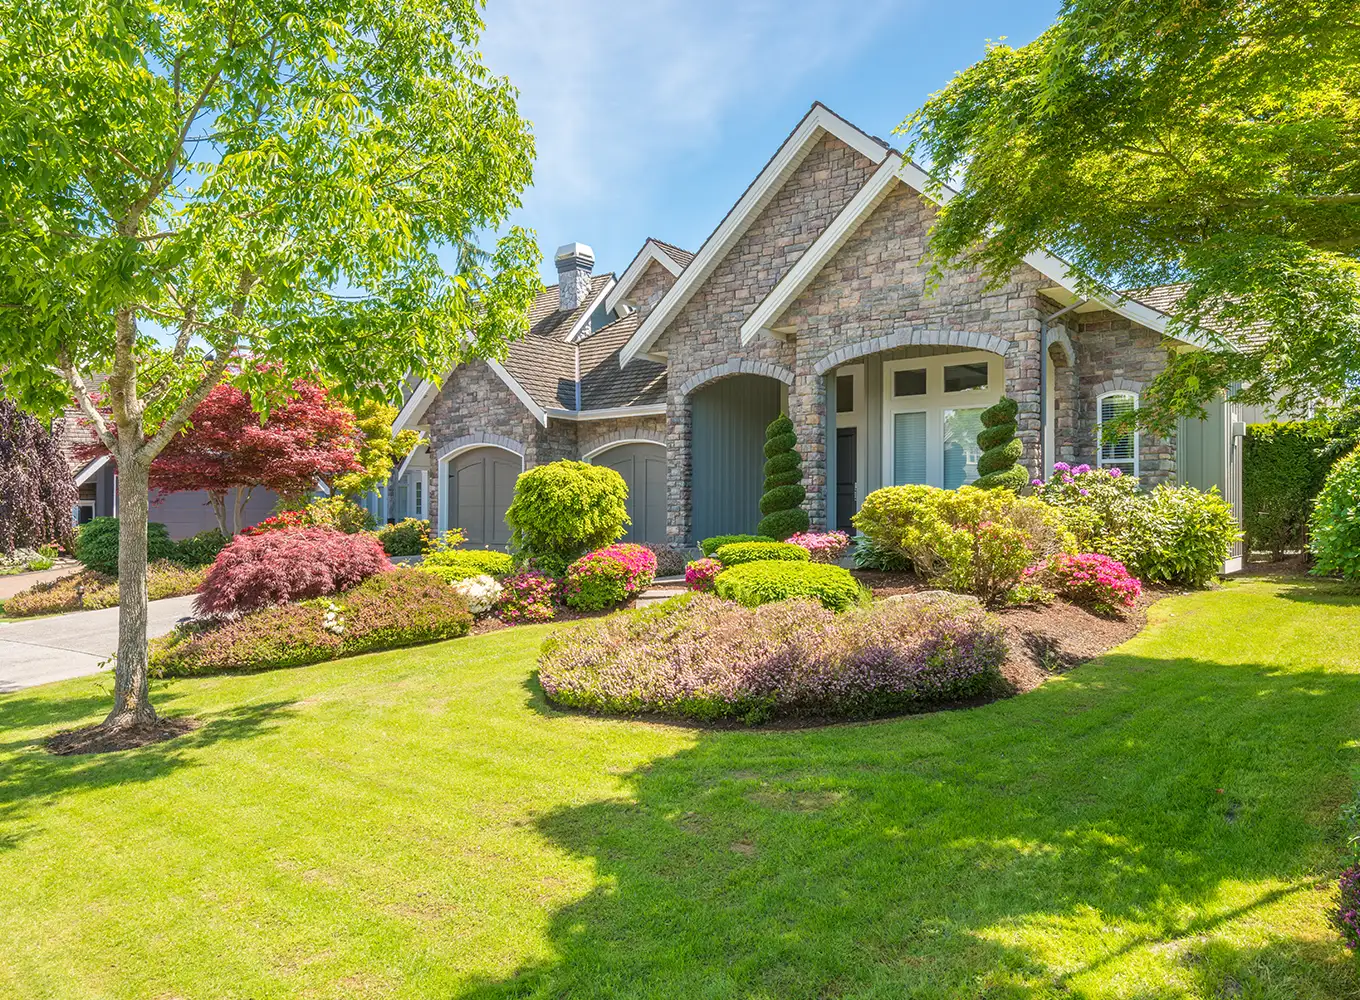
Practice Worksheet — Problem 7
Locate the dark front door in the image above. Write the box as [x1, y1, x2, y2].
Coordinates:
[450, 447, 518, 548]
[836, 427, 858, 534]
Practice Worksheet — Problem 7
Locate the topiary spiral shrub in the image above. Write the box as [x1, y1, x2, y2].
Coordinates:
[757, 414, 809, 540]
[195, 527, 390, 616]
[538, 594, 1007, 723]
[563, 543, 657, 611]
[151, 568, 471, 677]
[713, 560, 868, 612]
[1310, 447, 1360, 580]
[973, 396, 1027, 491]
[711, 540, 809, 567]
[699, 534, 773, 557]
[505, 460, 628, 565]
[75, 516, 177, 575]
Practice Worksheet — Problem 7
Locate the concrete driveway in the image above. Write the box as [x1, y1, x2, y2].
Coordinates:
[0, 596, 198, 692]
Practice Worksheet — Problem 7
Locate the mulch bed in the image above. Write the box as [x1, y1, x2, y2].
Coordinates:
[46, 716, 200, 756]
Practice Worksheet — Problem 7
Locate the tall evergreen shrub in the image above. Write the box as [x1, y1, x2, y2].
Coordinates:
[1242, 420, 1332, 558]
[973, 397, 1028, 491]
[757, 414, 809, 540]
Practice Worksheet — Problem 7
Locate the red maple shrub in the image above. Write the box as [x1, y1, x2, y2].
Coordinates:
[195, 527, 389, 616]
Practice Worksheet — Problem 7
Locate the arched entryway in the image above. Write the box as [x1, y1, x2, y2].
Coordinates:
[588, 441, 667, 544]
[688, 373, 784, 541]
[441, 445, 522, 547]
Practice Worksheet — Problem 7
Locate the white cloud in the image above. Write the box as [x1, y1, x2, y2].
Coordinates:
[479, 0, 899, 262]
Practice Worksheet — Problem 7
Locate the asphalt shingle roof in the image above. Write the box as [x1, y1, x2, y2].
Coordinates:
[651, 239, 695, 271]
[500, 273, 614, 410]
[577, 313, 667, 409]
[1125, 283, 1272, 349]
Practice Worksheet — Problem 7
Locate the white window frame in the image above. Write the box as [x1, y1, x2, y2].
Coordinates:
[881, 351, 1003, 489]
[1096, 390, 1139, 478]
[832, 364, 868, 512]
[413, 469, 427, 520]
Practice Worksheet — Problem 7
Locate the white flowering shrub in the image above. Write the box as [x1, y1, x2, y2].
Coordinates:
[451, 573, 503, 615]
[321, 602, 346, 635]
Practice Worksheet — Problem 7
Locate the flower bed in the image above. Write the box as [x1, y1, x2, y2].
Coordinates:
[538, 593, 1007, 724]
[1, 561, 206, 618]
[150, 568, 471, 676]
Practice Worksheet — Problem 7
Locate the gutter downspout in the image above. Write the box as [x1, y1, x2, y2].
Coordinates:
[1039, 298, 1085, 476]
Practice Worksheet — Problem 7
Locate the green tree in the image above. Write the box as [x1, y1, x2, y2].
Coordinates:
[757, 414, 809, 540]
[900, 0, 1360, 431]
[0, 1, 540, 737]
[329, 399, 420, 502]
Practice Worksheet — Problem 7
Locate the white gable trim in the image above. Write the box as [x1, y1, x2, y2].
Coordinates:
[391, 379, 440, 436]
[484, 357, 549, 426]
[565, 277, 616, 343]
[74, 453, 110, 485]
[740, 154, 1225, 353]
[620, 103, 891, 367]
[604, 241, 684, 314]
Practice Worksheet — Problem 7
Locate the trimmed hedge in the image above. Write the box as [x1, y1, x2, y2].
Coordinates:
[504, 461, 628, 563]
[713, 560, 868, 612]
[75, 517, 177, 575]
[422, 548, 514, 577]
[150, 568, 472, 677]
[711, 541, 809, 567]
[699, 534, 773, 557]
[538, 593, 1007, 723]
[1243, 421, 1333, 558]
[1311, 447, 1360, 580]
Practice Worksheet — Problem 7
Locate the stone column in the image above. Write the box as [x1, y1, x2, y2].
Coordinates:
[665, 387, 693, 544]
[788, 365, 827, 530]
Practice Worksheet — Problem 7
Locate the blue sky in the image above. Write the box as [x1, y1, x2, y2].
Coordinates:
[478, 0, 1060, 284]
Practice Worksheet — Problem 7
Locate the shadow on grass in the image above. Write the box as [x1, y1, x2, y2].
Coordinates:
[1276, 577, 1360, 607]
[0, 698, 298, 853]
[464, 649, 1360, 999]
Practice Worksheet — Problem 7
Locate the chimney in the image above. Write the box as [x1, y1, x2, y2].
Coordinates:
[555, 242, 594, 312]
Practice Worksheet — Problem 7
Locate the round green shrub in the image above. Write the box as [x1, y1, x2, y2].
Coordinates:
[173, 529, 229, 568]
[75, 516, 177, 576]
[699, 534, 773, 557]
[376, 518, 431, 557]
[712, 541, 810, 567]
[973, 397, 1027, 490]
[423, 548, 514, 577]
[1127, 484, 1238, 587]
[505, 460, 628, 562]
[1310, 448, 1360, 580]
[757, 414, 808, 539]
[714, 560, 868, 613]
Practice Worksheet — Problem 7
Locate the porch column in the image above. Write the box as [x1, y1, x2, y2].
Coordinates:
[864, 355, 883, 498]
[665, 387, 692, 544]
[823, 371, 836, 535]
[788, 369, 827, 531]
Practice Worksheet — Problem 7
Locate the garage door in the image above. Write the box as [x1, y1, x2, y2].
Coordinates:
[595, 442, 667, 544]
[448, 447, 520, 547]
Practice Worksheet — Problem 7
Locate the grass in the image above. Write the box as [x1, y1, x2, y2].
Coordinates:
[1, 578, 1359, 999]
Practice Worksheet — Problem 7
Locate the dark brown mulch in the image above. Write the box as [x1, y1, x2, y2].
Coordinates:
[850, 569, 931, 598]
[45, 716, 200, 756]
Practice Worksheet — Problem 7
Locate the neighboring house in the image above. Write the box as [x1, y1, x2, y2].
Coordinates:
[52, 401, 277, 539]
[399, 102, 1256, 569]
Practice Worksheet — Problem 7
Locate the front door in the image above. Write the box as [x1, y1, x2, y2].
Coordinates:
[836, 427, 858, 534]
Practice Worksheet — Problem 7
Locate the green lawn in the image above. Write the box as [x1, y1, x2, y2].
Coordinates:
[1, 579, 1359, 999]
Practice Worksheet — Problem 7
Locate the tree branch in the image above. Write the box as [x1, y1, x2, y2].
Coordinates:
[56, 351, 117, 454]
[136, 341, 236, 463]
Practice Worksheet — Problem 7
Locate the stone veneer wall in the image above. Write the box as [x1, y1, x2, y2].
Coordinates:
[576, 415, 668, 458]
[622, 259, 678, 322]
[1070, 309, 1177, 485]
[654, 133, 878, 542]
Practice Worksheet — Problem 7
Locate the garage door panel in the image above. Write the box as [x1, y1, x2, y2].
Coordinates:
[450, 447, 520, 548]
[593, 443, 667, 545]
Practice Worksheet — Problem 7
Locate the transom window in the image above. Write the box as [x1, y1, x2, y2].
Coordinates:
[882, 352, 1003, 490]
[1097, 391, 1139, 477]
[836, 374, 855, 413]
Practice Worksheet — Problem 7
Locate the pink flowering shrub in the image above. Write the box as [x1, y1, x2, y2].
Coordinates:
[195, 527, 389, 616]
[1042, 552, 1142, 615]
[497, 570, 557, 623]
[787, 530, 851, 563]
[563, 543, 657, 611]
[1339, 865, 1360, 950]
[685, 557, 722, 592]
[538, 593, 1007, 724]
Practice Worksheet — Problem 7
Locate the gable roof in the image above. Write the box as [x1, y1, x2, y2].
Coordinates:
[501, 272, 615, 412]
[619, 103, 894, 366]
[603, 238, 691, 314]
[575, 313, 667, 410]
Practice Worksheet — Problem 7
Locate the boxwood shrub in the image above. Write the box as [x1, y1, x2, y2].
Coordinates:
[150, 568, 472, 677]
[699, 534, 773, 557]
[538, 593, 1007, 723]
[377, 518, 431, 557]
[711, 541, 808, 567]
[713, 560, 867, 612]
[75, 517, 177, 575]
[422, 547, 514, 577]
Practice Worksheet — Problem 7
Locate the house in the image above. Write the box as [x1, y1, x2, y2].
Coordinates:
[395, 103, 1252, 569]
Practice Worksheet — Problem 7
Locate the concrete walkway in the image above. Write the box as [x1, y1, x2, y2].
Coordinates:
[0, 596, 198, 692]
[0, 560, 80, 601]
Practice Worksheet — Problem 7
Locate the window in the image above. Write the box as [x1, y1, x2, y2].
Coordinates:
[894, 368, 927, 397]
[944, 362, 989, 393]
[1098, 391, 1138, 477]
[414, 471, 425, 518]
[892, 411, 928, 485]
[836, 374, 854, 413]
[943, 408, 986, 489]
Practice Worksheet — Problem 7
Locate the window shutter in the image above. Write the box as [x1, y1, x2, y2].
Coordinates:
[1100, 394, 1136, 463]
[893, 411, 927, 485]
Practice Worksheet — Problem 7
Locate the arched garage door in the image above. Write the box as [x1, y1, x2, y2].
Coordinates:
[447, 447, 520, 548]
[593, 442, 667, 544]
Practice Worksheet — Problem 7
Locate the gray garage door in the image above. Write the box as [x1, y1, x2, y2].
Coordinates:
[595, 442, 667, 544]
[448, 447, 520, 548]
[690, 374, 782, 542]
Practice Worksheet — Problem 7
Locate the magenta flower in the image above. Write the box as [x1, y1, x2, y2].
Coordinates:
[1053, 462, 1071, 473]
[1079, 489, 1090, 496]
[1073, 463, 1092, 475]
[1108, 466, 1123, 478]
[1031, 479, 1044, 488]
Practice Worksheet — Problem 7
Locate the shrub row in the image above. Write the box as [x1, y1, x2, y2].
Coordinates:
[538, 593, 1007, 724]
[74, 518, 227, 576]
[2, 561, 206, 618]
[150, 569, 472, 677]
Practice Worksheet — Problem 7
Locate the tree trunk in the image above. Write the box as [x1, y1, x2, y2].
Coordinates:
[210, 491, 228, 536]
[102, 456, 156, 730]
[231, 486, 253, 536]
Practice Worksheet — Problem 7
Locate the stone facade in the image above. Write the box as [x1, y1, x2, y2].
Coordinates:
[576, 415, 668, 459]
[620, 259, 678, 321]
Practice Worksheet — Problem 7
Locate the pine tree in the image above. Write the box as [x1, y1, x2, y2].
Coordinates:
[973, 397, 1029, 491]
[757, 414, 810, 539]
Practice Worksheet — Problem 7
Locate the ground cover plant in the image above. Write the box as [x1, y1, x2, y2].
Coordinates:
[563, 544, 656, 612]
[195, 528, 389, 617]
[1, 579, 1358, 997]
[713, 560, 867, 613]
[540, 593, 1005, 723]
[150, 569, 471, 677]
[1, 561, 206, 618]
